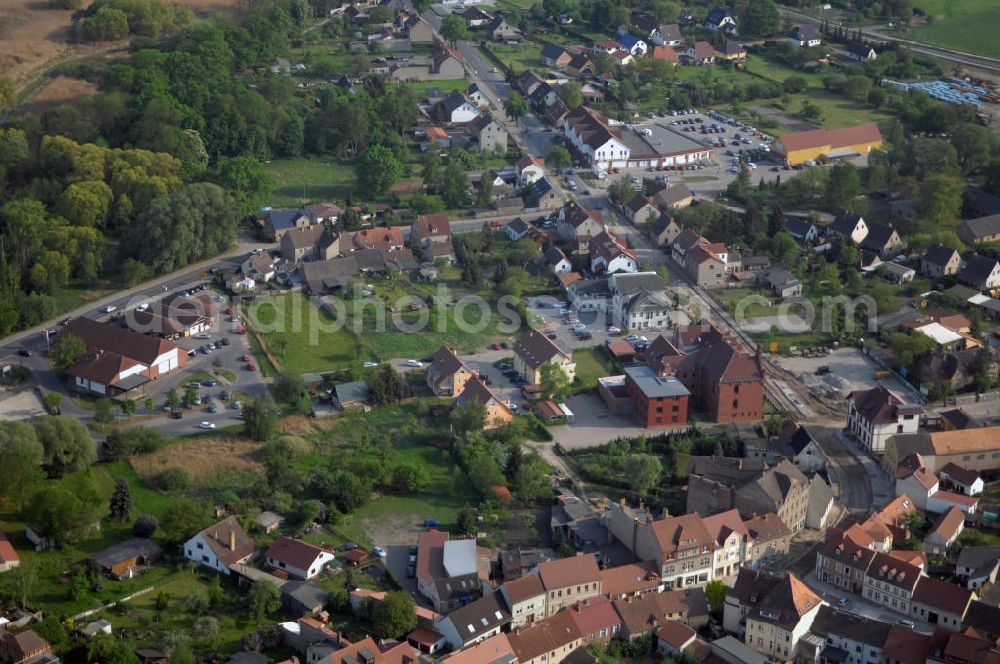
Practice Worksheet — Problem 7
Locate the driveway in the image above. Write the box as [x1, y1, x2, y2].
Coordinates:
[548, 393, 684, 450]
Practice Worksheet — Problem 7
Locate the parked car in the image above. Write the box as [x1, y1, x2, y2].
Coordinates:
[363, 361, 379, 368]
[339, 542, 358, 552]
[103, 305, 117, 313]
[404, 359, 423, 367]
[17, 349, 31, 357]
[208, 404, 218, 413]
[198, 421, 216, 430]
[202, 379, 216, 387]
[195, 333, 211, 339]
[607, 326, 622, 334]
[170, 411, 183, 419]
[373, 546, 387, 557]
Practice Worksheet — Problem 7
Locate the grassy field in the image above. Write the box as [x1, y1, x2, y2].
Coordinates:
[573, 346, 615, 390]
[911, 0, 1000, 58]
[263, 158, 357, 207]
[484, 41, 545, 74]
[245, 294, 370, 373]
[246, 291, 513, 373]
[0, 462, 180, 619]
[401, 79, 471, 98]
[713, 287, 774, 319]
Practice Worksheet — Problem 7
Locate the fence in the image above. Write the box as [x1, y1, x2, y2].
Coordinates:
[72, 585, 158, 621]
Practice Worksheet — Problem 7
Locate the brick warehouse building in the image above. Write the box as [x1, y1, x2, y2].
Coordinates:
[645, 328, 764, 423]
[624, 365, 690, 427]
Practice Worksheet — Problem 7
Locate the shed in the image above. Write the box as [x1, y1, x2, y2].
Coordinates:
[334, 381, 371, 410]
[79, 619, 112, 639]
[344, 548, 368, 566]
[256, 511, 285, 534]
[93, 538, 162, 579]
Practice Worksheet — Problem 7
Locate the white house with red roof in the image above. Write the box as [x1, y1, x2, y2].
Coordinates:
[895, 453, 980, 515]
[0, 532, 19, 573]
[265, 536, 335, 580]
[562, 107, 629, 171]
[589, 231, 637, 274]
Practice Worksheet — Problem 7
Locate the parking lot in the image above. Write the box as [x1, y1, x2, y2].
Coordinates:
[778, 348, 921, 406]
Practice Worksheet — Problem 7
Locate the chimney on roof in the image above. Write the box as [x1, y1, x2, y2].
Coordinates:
[229, 530, 236, 551]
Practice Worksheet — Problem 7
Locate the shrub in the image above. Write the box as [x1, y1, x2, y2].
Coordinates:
[133, 514, 159, 538]
[155, 466, 194, 492]
[82, 6, 129, 41]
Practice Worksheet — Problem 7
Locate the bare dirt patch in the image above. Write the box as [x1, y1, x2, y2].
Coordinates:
[0, 0, 242, 90]
[25, 74, 98, 108]
[130, 435, 262, 485]
[0, 388, 45, 420]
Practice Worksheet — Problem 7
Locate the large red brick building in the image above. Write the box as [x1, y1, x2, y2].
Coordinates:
[645, 327, 764, 423]
[623, 365, 690, 427]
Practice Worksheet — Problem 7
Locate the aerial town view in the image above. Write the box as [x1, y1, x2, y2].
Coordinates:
[3, 0, 1000, 660]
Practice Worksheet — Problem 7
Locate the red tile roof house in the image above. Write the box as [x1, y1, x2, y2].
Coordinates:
[599, 561, 663, 599]
[352, 226, 405, 252]
[911, 575, 975, 630]
[183, 516, 256, 576]
[507, 611, 584, 664]
[535, 554, 602, 616]
[426, 346, 478, 397]
[265, 536, 335, 580]
[411, 213, 453, 249]
[922, 507, 966, 557]
[62, 317, 187, 396]
[0, 629, 52, 664]
[0, 532, 20, 572]
[862, 551, 923, 615]
[500, 572, 548, 628]
[565, 596, 623, 645]
[655, 620, 700, 658]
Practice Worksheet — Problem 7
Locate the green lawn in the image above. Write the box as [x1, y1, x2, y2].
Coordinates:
[0, 462, 181, 619]
[713, 288, 774, 319]
[573, 346, 615, 390]
[401, 79, 470, 98]
[911, 0, 1000, 58]
[245, 293, 369, 373]
[483, 42, 545, 74]
[263, 158, 357, 208]
[247, 288, 514, 373]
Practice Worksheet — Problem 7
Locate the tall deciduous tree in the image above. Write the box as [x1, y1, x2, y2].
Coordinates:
[539, 363, 570, 401]
[440, 14, 470, 43]
[0, 422, 45, 507]
[357, 145, 403, 196]
[35, 415, 96, 476]
[127, 183, 237, 273]
[504, 92, 528, 125]
[369, 591, 417, 638]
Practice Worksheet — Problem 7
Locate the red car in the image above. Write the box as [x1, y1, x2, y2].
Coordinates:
[246, 363, 257, 372]
[225, 307, 233, 315]
[490, 219, 502, 227]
